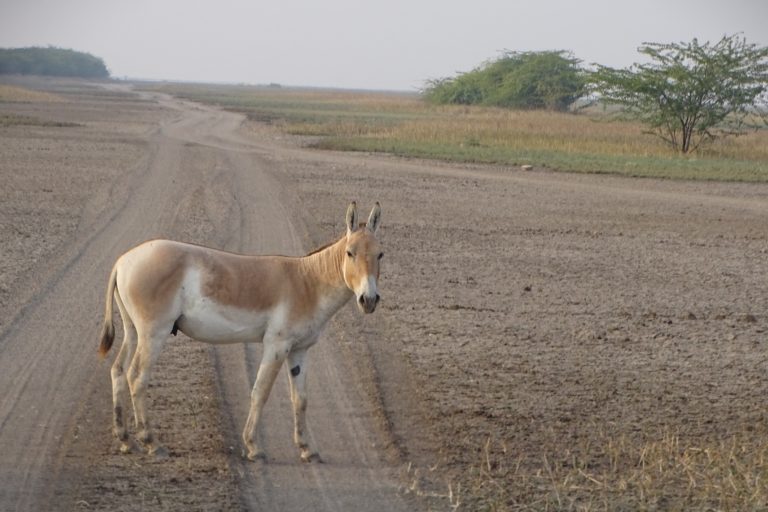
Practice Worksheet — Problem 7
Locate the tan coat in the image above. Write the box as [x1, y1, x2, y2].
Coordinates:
[98, 202, 382, 461]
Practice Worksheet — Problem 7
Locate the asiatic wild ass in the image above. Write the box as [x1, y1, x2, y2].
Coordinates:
[98, 202, 383, 462]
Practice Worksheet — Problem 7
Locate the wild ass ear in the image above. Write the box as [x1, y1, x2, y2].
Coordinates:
[346, 201, 358, 235]
[366, 202, 381, 233]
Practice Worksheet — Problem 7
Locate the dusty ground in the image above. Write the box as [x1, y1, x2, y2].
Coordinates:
[266, 140, 768, 508]
[1, 77, 768, 511]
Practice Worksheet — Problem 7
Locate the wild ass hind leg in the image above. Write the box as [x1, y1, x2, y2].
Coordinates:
[242, 342, 287, 461]
[127, 327, 169, 458]
[110, 297, 138, 454]
[287, 348, 320, 463]
[111, 328, 136, 453]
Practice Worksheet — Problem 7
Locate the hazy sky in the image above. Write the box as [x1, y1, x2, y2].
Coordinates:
[1, 0, 766, 91]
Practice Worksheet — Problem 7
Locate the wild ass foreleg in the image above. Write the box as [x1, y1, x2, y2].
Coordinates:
[127, 330, 168, 457]
[287, 347, 320, 462]
[243, 343, 286, 461]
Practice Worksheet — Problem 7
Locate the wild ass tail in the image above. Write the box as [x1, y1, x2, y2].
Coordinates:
[98, 265, 118, 358]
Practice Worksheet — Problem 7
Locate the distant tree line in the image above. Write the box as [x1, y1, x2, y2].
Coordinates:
[0, 47, 109, 78]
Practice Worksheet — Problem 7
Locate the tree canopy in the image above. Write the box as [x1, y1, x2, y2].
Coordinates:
[423, 51, 587, 112]
[0, 47, 109, 78]
[589, 34, 768, 153]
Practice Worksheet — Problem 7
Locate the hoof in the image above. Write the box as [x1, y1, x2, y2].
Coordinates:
[301, 451, 323, 463]
[118, 439, 139, 454]
[245, 449, 267, 462]
[149, 446, 170, 459]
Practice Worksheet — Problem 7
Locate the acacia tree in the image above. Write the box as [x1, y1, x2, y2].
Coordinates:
[590, 34, 768, 153]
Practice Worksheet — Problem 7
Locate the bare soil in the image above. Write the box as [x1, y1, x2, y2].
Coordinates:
[267, 137, 768, 509]
[1, 77, 768, 511]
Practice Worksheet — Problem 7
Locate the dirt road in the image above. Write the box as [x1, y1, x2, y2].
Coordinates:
[0, 81, 415, 511]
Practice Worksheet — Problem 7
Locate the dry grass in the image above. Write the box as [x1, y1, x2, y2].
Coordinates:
[370, 107, 768, 161]
[0, 113, 80, 128]
[151, 82, 768, 181]
[466, 430, 768, 511]
[0, 84, 65, 103]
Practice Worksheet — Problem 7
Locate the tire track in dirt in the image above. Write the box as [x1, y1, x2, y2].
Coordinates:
[0, 101, 200, 509]
[164, 105, 414, 511]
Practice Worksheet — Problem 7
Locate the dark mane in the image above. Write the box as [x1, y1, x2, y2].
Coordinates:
[304, 222, 367, 257]
[305, 241, 334, 257]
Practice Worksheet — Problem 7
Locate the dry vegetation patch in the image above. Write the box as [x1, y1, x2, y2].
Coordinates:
[153, 83, 768, 181]
[0, 83, 65, 102]
[470, 428, 768, 511]
[0, 112, 80, 127]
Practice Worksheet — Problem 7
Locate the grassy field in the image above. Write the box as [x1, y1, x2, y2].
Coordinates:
[149, 83, 768, 182]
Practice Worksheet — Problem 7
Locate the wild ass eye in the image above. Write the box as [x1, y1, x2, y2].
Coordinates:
[377, 252, 384, 260]
[346, 250, 354, 258]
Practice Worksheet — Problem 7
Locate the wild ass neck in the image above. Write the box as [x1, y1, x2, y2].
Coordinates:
[298, 236, 352, 311]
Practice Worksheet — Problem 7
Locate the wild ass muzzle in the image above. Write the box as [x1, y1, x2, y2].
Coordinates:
[98, 202, 383, 461]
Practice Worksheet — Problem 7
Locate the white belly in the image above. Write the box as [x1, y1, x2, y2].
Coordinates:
[174, 267, 275, 344]
[178, 296, 270, 344]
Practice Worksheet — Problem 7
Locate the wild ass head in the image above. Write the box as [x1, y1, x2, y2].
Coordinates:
[342, 202, 383, 314]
